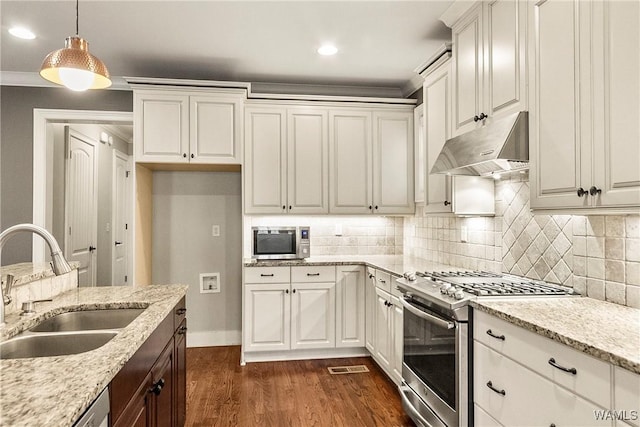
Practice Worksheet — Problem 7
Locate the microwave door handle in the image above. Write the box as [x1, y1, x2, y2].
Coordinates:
[399, 297, 456, 330]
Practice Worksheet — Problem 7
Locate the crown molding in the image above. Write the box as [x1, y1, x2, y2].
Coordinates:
[439, 0, 477, 28]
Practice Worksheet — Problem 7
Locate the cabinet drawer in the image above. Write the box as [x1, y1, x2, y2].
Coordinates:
[291, 266, 336, 283]
[474, 310, 611, 408]
[390, 274, 403, 298]
[375, 271, 392, 293]
[474, 341, 610, 427]
[244, 267, 290, 283]
[474, 403, 503, 427]
[614, 367, 640, 427]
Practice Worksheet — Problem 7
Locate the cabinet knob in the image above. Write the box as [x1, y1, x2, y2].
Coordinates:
[183, 153, 187, 158]
[151, 378, 165, 396]
[589, 186, 602, 196]
[285, 289, 289, 294]
[176, 307, 187, 315]
[292, 289, 296, 293]
[178, 325, 188, 335]
[191, 153, 194, 159]
[289, 205, 292, 210]
[369, 205, 373, 210]
[374, 205, 379, 210]
[576, 187, 588, 197]
[444, 201, 451, 206]
[473, 112, 487, 122]
[282, 205, 286, 210]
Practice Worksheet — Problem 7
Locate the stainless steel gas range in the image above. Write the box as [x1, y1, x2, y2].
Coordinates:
[396, 270, 578, 427]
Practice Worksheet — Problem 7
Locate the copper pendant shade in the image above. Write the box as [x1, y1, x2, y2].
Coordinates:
[39, 1, 111, 91]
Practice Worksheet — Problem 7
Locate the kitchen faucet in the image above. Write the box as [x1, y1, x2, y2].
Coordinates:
[0, 224, 72, 326]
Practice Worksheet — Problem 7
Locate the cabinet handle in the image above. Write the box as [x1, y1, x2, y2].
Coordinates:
[306, 273, 320, 276]
[178, 325, 188, 335]
[486, 329, 505, 341]
[379, 279, 386, 284]
[548, 358, 577, 375]
[589, 186, 602, 196]
[183, 153, 187, 158]
[576, 187, 588, 197]
[151, 378, 165, 396]
[444, 201, 451, 206]
[486, 381, 506, 396]
[260, 274, 274, 277]
[176, 307, 187, 315]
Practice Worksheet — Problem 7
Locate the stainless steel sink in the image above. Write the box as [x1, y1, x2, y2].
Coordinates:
[30, 308, 145, 332]
[0, 331, 117, 359]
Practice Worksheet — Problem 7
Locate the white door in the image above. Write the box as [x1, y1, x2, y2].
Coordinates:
[374, 287, 393, 371]
[372, 111, 415, 214]
[287, 108, 329, 214]
[244, 283, 291, 352]
[335, 266, 365, 348]
[112, 151, 130, 286]
[64, 128, 98, 286]
[329, 110, 373, 214]
[365, 268, 377, 353]
[244, 106, 287, 214]
[189, 94, 242, 164]
[290, 282, 336, 349]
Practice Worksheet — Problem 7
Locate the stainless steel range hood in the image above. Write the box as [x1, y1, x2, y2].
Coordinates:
[430, 111, 529, 176]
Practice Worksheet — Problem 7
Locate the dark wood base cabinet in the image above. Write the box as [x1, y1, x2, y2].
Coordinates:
[111, 297, 187, 427]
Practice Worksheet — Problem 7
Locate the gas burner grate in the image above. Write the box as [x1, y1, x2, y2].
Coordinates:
[426, 270, 503, 278]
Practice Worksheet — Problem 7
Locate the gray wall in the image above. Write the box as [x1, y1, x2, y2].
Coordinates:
[151, 171, 242, 346]
[0, 85, 132, 265]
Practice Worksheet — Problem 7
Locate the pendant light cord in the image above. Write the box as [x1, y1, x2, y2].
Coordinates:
[75, 0, 79, 36]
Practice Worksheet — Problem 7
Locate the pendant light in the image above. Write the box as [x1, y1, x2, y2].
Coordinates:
[40, 0, 111, 91]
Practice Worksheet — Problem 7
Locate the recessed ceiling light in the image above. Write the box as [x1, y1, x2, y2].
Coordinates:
[317, 44, 338, 56]
[9, 26, 36, 40]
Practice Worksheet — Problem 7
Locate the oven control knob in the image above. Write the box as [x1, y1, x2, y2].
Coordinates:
[439, 284, 451, 294]
[454, 290, 465, 300]
[446, 287, 457, 296]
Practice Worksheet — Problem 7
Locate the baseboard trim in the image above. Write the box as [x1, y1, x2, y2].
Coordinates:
[242, 347, 370, 363]
[187, 330, 241, 348]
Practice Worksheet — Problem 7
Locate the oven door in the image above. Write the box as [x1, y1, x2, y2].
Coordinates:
[400, 295, 467, 427]
[252, 227, 298, 259]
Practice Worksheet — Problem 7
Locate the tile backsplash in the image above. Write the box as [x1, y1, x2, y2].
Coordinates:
[243, 216, 403, 258]
[404, 173, 640, 308]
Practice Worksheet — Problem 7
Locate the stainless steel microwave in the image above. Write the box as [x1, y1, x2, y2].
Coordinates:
[251, 226, 310, 260]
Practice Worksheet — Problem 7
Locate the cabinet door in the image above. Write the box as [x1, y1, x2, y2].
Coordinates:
[423, 61, 454, 214]
[113, 372, 153, 427]
[135, 92, 189, 163]
[414, 105, 426, 204]
[372, 111, 415, 214]
[244, 107, 287, 214]
[244, 283, 290, 351]
[391, 296, 403, 384]
[452, 3, 484, 136]
[290, 282, 336, 349]
[189, 95, 242, 164]
[336, 266, 365, 348]
[329, 110, 373, 214]
[592, 0, 640, 208]
[484, 0, 527, 121]
[174, 320, 187, 427]
[287, 108, 329, 214]
[374, 287, 393, 372]
[365, 268, 377, 353]
[151, 339, 174, 427]
[529, 0, 589, 210]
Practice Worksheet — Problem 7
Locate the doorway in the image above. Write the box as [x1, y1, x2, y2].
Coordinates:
[33, 109, 134, 286]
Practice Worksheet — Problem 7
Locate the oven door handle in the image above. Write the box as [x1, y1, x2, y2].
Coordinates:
[398, 385, 433, 427]
[400, 297, 456, 330]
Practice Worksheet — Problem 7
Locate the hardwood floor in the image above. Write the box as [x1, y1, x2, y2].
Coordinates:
[185, 346, 415, 427]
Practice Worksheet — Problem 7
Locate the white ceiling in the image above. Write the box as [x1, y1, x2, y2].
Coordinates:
[0, 1, 453, 96]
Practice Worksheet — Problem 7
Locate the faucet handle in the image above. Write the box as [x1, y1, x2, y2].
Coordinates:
[2, 274, 14, 306]
[20, 299, 53, 316]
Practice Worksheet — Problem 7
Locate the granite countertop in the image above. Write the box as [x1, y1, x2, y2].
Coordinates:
[472, 298, 640, 374]
[0, 284, 188, 426]
[244, 255, 459, 277]
[1, 262, 79, 287]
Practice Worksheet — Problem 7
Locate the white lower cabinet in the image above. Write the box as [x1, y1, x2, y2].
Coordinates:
[374, 287, 393, 371]
[336, 266, 365, 348]
[244, 283, 291, 352]
[291, 282, 335, 349]
[364, 267, 377, 354]
[473, 309, 638, 427]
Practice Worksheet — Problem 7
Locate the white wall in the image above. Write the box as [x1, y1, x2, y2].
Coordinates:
[151, 171, 242, 347]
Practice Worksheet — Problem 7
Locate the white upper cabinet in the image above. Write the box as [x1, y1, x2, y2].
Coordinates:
[447, 0, 527, 137]
[244, 105, 329, 214]
[329, 109, 374, 214]
[529, 0, 640, 211]
[373, 111, 415, 214]
[244, 106, 288, 214]
[414, 104, 426, 204]
[330, 108, 414, 215]
[134, 88, 244, 164]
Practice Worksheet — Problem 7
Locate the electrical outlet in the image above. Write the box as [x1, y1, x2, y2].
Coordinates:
[212, 225, 220, 237]
[461, 225, 468, 243]
[335, 223, 343, 236]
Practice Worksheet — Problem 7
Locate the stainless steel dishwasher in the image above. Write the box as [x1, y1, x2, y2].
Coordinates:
[73, 387, 109, 427]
